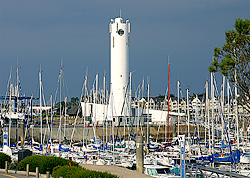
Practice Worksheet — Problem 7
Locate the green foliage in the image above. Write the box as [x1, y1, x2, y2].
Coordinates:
[0, 152, 11, 169]
[52, 166, 83, 178]
[191, 93, 204, 98]
[52, 165, 119, 178]
[209, 18, 250, 112]
[8, 162, 17, 170]
[17, 155, 78, 174]
[70, 97, 79, 106]
[156, 94, 165, 98]
[170, 94, 175, 97]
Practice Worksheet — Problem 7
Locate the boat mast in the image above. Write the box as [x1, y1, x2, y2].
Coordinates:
[39, 65, 43, 148]
[227, 80, 230, 138]
[83, 74, 87, 148]
[147, 80, 150, 152]
[235, 68, 239, 149]
[64, 96, 67, 138]
[137, 86, 140, 135]
[59, 64, 62, 147]
[187, 88, 190, 139]
[211, 72, 215, 168]
[9, 84, 12, 147]
[103, 74, 107, 146]
[129, 71, 132, 140]
[16, 65, 19, 113]
[177, 80, 180, 136]
[50, 94, 53, 145]
[93, 74, 98, 141]
[166, 61, 170, 143]
[221, 76, 225, 143]
[205, 81, 208, 147]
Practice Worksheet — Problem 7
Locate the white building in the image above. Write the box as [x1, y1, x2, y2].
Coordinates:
[109, 16, 130, 117]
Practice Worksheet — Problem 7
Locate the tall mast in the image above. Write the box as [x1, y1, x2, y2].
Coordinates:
[196, 94, 199, 139]
[129, 72, 132, 139]
[187, 88, 190, 139]
[227, 80, 230, 136]
[59, 64, 62, 146]
[177, 80, 180, 136]
[211, 72, 214, 168]
[39, 65, 43, 148]
[235, 68, 239, 149]
[103, 74, 107, 145]
[83, 74, 87, 147]
[93, 74, 98, 140]
[50, 94, 53, 145]
[205, 81, 208, 147]
[64, 96, 67, 138]
[137, 87, 140, 134]
[16, 65, 19, 112]
[9, 84, 12, 146]
[147, 80, 150, 151]
[166, 61, 171, 143]
[221, 76, 225, 142]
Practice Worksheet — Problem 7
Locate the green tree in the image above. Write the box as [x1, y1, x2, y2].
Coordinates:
[70, 97, 79, 106]
[55, 101, 66, 112]
[209, 18, 250, 112]
[156, 94, 165, 98]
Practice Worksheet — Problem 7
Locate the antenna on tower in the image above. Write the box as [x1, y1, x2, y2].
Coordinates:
[120, 9, 122, 18]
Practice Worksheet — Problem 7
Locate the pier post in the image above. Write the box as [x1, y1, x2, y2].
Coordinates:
[26, 164, 29, 177]
[36, 167, 39, 178]
[179, 135, 186, 178]
[136, 136, 144, 173]
[5, 161, 8, 173]
[21, 120, 25, 148]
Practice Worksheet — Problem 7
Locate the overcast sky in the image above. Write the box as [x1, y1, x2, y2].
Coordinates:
[0, 0, 249, 102]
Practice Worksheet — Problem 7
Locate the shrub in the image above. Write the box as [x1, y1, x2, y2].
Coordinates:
[52, 165, 119, 178]
[52, 166, 84, 178]
[8, 162, 17, 170]
[17, 155, 78, 174]
[0, 152, 11, 169]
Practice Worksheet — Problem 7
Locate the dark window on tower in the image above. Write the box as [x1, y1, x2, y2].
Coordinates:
[118, 29, 124, 36]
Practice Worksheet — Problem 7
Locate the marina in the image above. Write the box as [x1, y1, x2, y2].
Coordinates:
[1, 8, 250, 178]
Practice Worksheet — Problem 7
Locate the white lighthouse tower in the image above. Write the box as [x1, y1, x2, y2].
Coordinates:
[109, 16, 130, 117]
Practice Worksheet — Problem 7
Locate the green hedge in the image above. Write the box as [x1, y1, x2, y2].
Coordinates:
[52, 166, 84, 178]
[52, 165, 119, 178]
[17, 155, 78, 174]
[0, 152, 11, 169]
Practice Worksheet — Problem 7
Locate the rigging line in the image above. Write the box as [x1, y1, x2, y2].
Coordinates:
[189, 102, 205, 164]
[212, 74, 236, 168]
[3, 67, 12, 107]
[213, 75, 231, 143]
[70, 75, 88, 147]
[189, 87, 206, 163]
[46, 69, 62, 151]
[62, 71, 70, 101]
[179, 83, 188, 135]
[46, 109, 54, 155]
[114, 76, 132, 141]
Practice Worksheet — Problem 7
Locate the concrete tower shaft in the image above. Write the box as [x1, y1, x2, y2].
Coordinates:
[109, 17, 130, 116]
